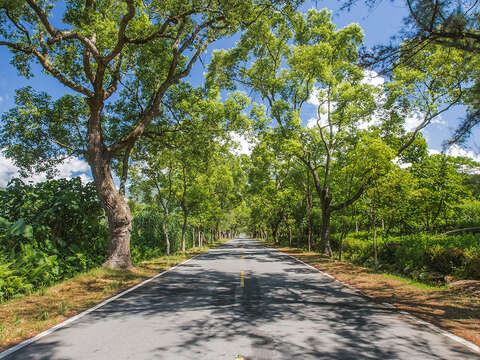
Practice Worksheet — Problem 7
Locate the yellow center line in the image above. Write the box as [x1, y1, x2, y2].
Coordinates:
[240, 270, 244, 287]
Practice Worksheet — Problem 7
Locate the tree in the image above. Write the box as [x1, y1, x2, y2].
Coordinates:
[129, 84, 250, 252]
[0, 0, 293, 268]
[386, 44, 475, 153]
[410, 154, 466, 231]
[208, 9, 396, 255]
[349, 0, 480, 143]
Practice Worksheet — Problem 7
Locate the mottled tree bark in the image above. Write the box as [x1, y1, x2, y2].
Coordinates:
[88, 104, 133, 269]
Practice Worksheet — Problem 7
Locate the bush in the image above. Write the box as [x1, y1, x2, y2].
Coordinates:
[426, 245, 464, 275]
[0, 178, 108, 301]
[338, 232, 480, 281]
[0, 178, 207, 302]
[130, 205, 198, 262]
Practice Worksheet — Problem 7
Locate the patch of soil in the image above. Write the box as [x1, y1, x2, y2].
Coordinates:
[449, 280, 480, 297]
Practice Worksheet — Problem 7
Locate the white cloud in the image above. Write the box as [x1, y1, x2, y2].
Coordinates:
[446, 144, 480, 162]
[230, 132, 255, 156]
[78, 173, 92, 184]
[392, 157, 412, 169]
[307, 87, 322, 106]
[431, 115, 446, 126]
[56, 157, 89, 177]
[306, 117, 317, 128]
[0, 152, 21, 187]
[0, 96, 3, 103]
[306, 115, 330, 129]
[428, 148, 440, 155]
[404, 112, 424, 132]
[0, 152, 92, 187]
[361, 70, 385, 87]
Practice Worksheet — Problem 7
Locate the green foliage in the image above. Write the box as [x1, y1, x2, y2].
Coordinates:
[0, 177, 206, 302]
[130, 205, 199, 262]
[0, 178, 108, 301]
[0, 178, 108, 264]
[335, 231, 480, 281]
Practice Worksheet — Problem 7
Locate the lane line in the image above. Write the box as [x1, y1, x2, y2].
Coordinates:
[240, 270, 244, 287]
[0, 244, 230, 360]
[382, 302, 396, 309]
[261, 239, 480, 355]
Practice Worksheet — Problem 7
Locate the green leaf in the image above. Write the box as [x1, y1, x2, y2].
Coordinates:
[8, 219, 33, 240]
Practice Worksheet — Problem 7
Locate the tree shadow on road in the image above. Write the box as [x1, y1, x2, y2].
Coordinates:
[6, 240, 479, 360]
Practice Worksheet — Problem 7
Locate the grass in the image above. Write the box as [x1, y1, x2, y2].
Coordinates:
[268, 242, 480, 348]
[0, 241, 226, 352]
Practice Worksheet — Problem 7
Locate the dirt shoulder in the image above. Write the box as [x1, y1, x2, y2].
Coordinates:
[0, 241, 226, 352]
[272, 244, 480, 347]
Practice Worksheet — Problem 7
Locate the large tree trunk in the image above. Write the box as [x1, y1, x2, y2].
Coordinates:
[88, 105, 133, 270]
[306, 191, 313, 252]
[100, 179, 133, 269]
[372, 202, 378, 271]
[272, 221, 280, 244]
[297, 225, 302, 247]
[89, 148, 133, 269]
[180, 166, 188, 252]
[338, 231, 345, 261]
[311, 162, 333, 256]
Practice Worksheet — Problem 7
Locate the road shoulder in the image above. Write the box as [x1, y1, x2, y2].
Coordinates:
[0, 241, 227, 354]
[265, 242, 480, 350]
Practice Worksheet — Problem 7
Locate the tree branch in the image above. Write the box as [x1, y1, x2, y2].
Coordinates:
[104, 0, 135, 63]
[25, 0, 101, 59]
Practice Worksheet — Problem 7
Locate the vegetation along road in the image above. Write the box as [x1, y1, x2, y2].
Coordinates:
[1, 238, 478, 360]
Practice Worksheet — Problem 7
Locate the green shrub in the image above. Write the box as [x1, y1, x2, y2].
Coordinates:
[0, 178, 206, 302]
[426, 245, 464, 275]
[338, 232, 480, 281]
[0, 178, 108, 301]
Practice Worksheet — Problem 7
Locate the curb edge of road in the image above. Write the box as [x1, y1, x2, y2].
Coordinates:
[0, 246, 217, 360]
[268, 243, 480, 355]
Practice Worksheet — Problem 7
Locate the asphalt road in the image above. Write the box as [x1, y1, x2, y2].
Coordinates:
[4, 238, 479, 359]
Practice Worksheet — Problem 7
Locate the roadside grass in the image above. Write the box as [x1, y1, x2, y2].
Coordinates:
[0, 241, 226, 352]
[268, 243, 480, 347]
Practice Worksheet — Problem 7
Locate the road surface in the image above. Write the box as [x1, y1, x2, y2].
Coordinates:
[3, 238, 479, 359]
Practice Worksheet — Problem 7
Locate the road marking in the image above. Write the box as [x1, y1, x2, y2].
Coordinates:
[382, 302, 395, 309]
[398, 310, 480, 353]
[0, 247, 215, 360]
[264, 240, 480, 355]
[240, 270, 244, 287]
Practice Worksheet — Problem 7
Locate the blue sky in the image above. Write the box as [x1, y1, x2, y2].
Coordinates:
[0, 0, 478, 186]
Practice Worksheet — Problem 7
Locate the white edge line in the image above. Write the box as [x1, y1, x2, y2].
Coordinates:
[264, 241, 480, 355]
[382, 302, 396, 309]
[0, 249, 211, 360]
